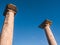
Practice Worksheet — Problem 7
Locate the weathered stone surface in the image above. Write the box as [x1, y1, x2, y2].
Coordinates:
[1, 4, 17, 45]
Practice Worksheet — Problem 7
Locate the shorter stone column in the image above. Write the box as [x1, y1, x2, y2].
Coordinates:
[39, 19, 57, 45]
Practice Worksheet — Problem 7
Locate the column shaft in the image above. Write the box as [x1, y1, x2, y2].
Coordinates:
[44, 24, 57, 45]
[1, 10, 14, 45]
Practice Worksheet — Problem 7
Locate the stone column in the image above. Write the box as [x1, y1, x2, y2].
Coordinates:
[39, 19, 57, 45]
[1, 4, 17, 45]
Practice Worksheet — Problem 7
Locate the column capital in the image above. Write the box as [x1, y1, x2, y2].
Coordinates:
[39, 19, 52, 29]
[3, 4, 17, 16]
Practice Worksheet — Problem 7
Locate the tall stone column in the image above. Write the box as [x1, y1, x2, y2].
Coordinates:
[39, 19, 57, 45]
[1, 4, 17, 45]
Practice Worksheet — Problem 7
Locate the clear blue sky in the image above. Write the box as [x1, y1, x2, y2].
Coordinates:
[0, 0, 60, 45]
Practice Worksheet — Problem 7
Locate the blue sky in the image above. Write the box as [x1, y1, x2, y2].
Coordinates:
[0, 0, 60, 45]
